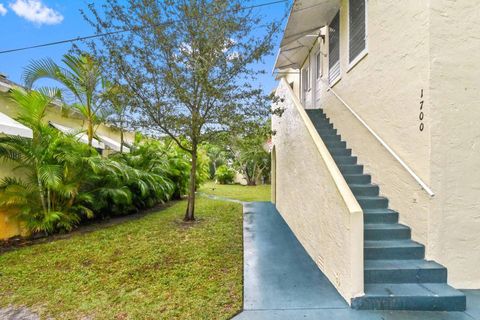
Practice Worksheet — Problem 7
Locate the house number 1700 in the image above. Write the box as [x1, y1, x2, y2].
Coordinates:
[419, 89, 424, 132]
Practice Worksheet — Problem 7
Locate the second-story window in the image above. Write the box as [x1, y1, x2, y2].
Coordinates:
[328, 11, 340, 84]
[349, 0, 367, 65]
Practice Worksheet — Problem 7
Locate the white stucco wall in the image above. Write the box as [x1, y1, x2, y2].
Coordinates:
[428, 0, 480, 288]
[272, 78, 363, 303]
[311, 0, 432, 246]
[276, 0, 480, 288]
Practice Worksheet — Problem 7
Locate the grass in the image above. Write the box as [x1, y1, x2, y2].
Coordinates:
[199, 181, 271, 202]
[0, 198, 243, 320]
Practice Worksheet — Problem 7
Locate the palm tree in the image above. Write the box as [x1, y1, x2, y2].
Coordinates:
[23, 54, 105, 147]
[0, 89, 174, 233]
[0, 89, 88, 233]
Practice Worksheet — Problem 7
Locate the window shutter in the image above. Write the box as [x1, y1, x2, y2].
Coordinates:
[329, 11, 340, 84]
[349, 0, 366, 63]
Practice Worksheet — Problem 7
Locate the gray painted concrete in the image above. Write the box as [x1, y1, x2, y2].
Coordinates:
[234, 202, 480, 320]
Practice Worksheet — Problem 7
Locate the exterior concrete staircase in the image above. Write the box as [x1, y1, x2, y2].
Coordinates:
[306, 109, 466, 311]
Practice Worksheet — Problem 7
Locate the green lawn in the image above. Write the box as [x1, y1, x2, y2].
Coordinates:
[199, 181, 271, 202]
[0, 198, 243, 320]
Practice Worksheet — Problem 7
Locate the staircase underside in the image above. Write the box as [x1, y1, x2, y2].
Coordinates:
[306, 109, 466, 311]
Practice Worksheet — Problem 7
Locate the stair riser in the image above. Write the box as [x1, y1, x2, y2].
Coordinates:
[351, 296, 466, 311]
[339, 165, 363, 175]
[364, 268, 447, 284]
[333, 156, 357, 165]
[345, 175, 371, 184]
[329, 148, 351, 156]
[364, 213, 399, 224]
[358, 198, 389, 209]
[351, 185, 379, 196]
[365, 247, 425, 260]
[364, 228, 411, 241]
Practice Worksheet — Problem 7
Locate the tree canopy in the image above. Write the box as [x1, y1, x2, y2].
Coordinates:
[82, 0, 285, 220]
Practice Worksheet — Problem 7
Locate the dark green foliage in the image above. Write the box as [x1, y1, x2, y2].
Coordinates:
[215, 165, 236, 185]
[0, 90, 175, 234]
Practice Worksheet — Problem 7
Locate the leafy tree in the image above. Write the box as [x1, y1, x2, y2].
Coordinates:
[204, 143, 229, 178]
[214, 165, 235, 185]
[82, 0, 283, 221]
[23, 54, 106, 147]
[231, 123, 271, 186]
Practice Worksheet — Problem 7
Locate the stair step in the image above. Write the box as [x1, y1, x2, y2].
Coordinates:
[350, 184, 379, 196]
[305, 109, 327, 119]
[364, 240, 425, 260]
[363, 209, 399, 224]
[325, 140, 346, 149]
[364, 260, 447, 284]
[357, 196, 389, 209]
[318, 128, 337, 136]
[322, 134, 342, 142]
[314, 121, 334, 130]
[345, 174, 371, 185]
[333, 155, 357, 165]
[352, 283, 466, 311]
[329, 148, 351, 156]
[338, 164, 363, 175]
[364, 223, 411, 240]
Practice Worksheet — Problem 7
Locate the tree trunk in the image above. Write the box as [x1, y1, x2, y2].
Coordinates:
[184, 147, 197, 221]
[120, 129, 124, 153]
[87, 118, 94, 147]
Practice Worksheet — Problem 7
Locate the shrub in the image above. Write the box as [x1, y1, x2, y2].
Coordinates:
[215, 165, 235, 184]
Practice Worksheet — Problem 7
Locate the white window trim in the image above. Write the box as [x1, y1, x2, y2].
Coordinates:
[330, 74, 342, 87]
[346, 0, 368, 73]
[316, 50, 323, 79]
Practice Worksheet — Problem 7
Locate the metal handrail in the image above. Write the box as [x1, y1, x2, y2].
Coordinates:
[325, 85, 435, 197]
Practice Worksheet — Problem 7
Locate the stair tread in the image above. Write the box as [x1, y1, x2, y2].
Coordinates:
[364, 283, 465, 298]
[363, 208, 397, 214]
[364, 223, 409, 230]
[365, 259, 445, 271]
[349, 183, 377, 188]
[356, 196, 388, 201]
[364, 239, 423, 248]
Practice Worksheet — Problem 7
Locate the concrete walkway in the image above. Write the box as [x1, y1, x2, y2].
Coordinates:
[233, 202, 480, 320]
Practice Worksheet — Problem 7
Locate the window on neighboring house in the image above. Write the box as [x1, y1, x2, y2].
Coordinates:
[316, 51, 322, 79]
[328, 11, 340, 84]
[349, 0, 367, 65]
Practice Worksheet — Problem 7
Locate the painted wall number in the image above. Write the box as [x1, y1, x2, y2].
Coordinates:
[419, 89, 424, 131]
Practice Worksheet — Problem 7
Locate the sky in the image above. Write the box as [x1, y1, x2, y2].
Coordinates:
[0, 0, 289, 94]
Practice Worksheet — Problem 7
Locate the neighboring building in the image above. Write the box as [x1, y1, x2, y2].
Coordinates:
[272, 0, 480, 311]
[0, 75, 135, 240]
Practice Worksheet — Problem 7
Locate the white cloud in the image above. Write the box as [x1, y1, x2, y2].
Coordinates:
[9, 0, 63, 25]
[0, 3, 7, 16]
